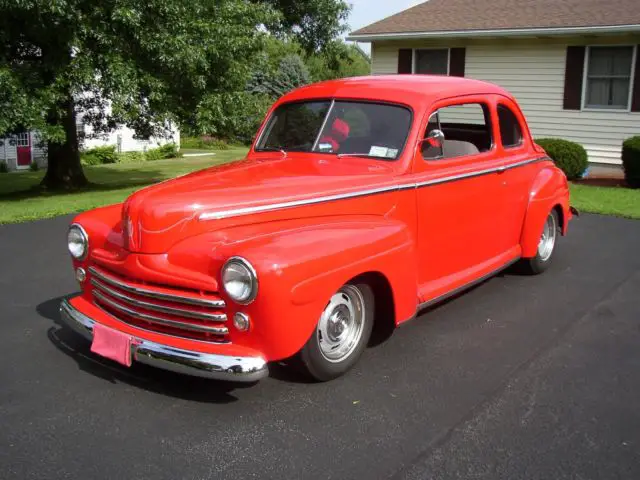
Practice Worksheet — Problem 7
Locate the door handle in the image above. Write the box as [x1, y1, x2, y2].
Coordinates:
[496, 166, 507, 174]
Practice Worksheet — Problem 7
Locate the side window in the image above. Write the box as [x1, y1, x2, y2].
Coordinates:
[422, 103, 492, 160]
[497, 104, 524, 148]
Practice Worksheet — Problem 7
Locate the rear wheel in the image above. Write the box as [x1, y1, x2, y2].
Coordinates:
[298, 283, 374, 381]
[521, 209, 559, 274]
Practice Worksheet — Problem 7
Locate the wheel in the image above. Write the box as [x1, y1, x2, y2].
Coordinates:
[521, 209, 559, 275]
[298, 283, 374, 382]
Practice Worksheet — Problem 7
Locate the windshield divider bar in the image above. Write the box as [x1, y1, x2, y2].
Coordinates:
[311, 99, 336, 153]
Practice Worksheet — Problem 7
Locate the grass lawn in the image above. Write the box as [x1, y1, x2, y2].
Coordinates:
[0, 147, 248, 224]
[570, 183, 640, 220]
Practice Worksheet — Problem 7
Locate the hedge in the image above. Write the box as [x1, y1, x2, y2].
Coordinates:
[80, 145, 117, 166]
[535, 138, 588, 180]
[622, 136, 640, 189]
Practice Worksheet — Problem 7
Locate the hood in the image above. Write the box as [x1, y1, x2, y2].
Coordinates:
[121, 154, 397, 254]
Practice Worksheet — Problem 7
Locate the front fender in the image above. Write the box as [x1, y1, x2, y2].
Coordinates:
[201, 216, 418, 360]
[520, 166, 571, 258]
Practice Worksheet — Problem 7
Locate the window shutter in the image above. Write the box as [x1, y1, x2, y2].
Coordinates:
[449, 48, 466, 77]
[563, 46, 586, 110]
[631, 45, 640, 112]
[398, 49, 413, 74]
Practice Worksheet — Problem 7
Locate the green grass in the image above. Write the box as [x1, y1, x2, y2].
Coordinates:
[0, 147, 248, 224]
[570, 183, 640, 220]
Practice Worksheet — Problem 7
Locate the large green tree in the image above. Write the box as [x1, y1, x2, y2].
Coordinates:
[0, 0, 349, 189]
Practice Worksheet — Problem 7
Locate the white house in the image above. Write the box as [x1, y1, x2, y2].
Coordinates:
[0, 120, 180, 171]
[347, 0, 640, 166]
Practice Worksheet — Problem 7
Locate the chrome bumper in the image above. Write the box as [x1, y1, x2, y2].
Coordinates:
[59, 299, 268, 382]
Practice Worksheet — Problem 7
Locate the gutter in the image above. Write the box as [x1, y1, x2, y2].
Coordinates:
[346, 24, 640, 42]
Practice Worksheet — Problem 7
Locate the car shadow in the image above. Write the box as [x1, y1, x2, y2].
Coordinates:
[37, 296, 257, 404]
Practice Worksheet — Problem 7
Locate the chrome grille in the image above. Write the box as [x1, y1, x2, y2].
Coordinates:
[88, 266, 228, 341]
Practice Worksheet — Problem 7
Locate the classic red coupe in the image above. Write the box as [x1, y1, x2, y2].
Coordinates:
[61, 75, 573, 382]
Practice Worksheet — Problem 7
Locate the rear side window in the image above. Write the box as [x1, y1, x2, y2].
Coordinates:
[497, 104, 524, 148]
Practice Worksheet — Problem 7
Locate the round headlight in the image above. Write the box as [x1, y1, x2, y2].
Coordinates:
[222, 257, 258, 304]
[67, 224, 88, 260]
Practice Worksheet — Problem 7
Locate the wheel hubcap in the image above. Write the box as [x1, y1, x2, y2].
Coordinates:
[317, 285, 365, 363]
[537, 213, 557, 262]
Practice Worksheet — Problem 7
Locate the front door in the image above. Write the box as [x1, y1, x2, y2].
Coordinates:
[16, 132, 31, 167]
[413, 97, 514, 304]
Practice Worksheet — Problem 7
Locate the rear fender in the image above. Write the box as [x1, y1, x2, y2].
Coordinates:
[520, 166, 571, 258]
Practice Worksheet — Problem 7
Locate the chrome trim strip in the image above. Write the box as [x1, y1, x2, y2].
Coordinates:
[91, 278, 227, 322]
[417, 256, 521, 312]
[88, 267, 225, 308]
[93, 290, 229, 335]
[59, 299, 268, 382]
[199, 157, 546, 221]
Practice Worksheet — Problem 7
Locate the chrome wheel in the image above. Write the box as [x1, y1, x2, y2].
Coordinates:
[317, 285, 366, 363]
[537, 212, 557, 262]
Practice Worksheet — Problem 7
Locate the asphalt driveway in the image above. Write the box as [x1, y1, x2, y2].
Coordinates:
[1, 214, 639, 479]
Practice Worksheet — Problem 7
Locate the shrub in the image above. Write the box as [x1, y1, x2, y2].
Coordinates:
[622, 136, 640, 188]
[145, 143, 181, 161]
[80, 145, 117, 165]
[29, 161, 39, 171]
[0, 161, 8, 173]
[116, 151, 146, 164]
[181, 136, 230, 150]
[535, 138, 588, 180]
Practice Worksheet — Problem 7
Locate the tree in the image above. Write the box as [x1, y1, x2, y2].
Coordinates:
[0, 0, 350, 189]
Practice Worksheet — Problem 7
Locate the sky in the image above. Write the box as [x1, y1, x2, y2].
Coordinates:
[345, 0, 425, 54]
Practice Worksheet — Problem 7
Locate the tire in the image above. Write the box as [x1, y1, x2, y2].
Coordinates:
[298, 282, 374, 382]
[521, 209, 560, 275]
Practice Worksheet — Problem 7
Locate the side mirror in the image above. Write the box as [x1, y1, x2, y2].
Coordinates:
[419, 129, 445, 160]
[424, 129, 445, 149]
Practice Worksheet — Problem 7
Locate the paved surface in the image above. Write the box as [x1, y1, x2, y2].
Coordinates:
[1, 214, 640, 479]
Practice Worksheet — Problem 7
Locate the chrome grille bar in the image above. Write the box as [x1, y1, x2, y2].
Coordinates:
[88, 267, 225, 308]
[91, 278, 226, 322]
[93, 290, 229, 336]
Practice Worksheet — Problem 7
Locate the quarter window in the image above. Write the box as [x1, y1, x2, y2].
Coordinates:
[497, 105, 523, 148]
[414, 49, 449, 75]
[584, 46, 635, 109]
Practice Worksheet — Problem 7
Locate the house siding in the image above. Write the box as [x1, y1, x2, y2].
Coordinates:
[81, 122, 180, 153]
[371, 36, 640, 165]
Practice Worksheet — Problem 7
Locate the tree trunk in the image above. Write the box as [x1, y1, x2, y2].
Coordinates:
[40, 95, 88, 190]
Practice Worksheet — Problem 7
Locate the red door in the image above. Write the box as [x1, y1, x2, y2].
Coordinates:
[16, 132, 31, 167]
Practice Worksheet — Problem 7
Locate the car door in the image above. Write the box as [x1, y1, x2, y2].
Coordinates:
[494, 99, 540, 250]
[412, 96, 513, 303]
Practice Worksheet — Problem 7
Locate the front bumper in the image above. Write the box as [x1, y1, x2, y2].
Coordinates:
[59, 298, 268, 382]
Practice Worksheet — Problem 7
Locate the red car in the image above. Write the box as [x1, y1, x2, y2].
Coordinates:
[61, 75, 573, 382]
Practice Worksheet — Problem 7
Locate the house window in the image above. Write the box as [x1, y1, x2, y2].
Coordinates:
[584, 46, 636, 110]
[497, 105, 523, 148]
[414, 49, 449, 75]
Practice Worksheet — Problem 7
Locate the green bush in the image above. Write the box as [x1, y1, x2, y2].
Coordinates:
[80, 145, 117, 165]
[145, 143, 181, 161]
[29, 161, 39, 171]
[622, 136, 640, 188]
[116, 151, 146, 164]
[0, 161, 8, 173]
[535, 138, 588, 180]
[181, 136, 230, 150]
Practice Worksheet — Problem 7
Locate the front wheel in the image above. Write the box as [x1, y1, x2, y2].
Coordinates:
[520, 209, 559, 275]
[298, 283, 374, 382]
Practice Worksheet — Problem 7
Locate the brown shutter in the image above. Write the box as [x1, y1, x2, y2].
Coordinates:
[449, 48, 466, 77]
[398, 49, 413, 74]
[563, 46, 586, 110]
[631, 45, 640, 112]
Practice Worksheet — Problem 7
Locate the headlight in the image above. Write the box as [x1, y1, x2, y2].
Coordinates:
[67, 224, 88, 260]
[222, 257, 258, 304]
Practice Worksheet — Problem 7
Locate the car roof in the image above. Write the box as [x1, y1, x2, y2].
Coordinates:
[279, 75, 512, 108]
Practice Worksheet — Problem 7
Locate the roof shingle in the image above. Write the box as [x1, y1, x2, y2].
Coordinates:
[350, 0, 640, 36]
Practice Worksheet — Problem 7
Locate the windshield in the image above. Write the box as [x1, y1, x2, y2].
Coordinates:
[255, 100, 412, 161]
